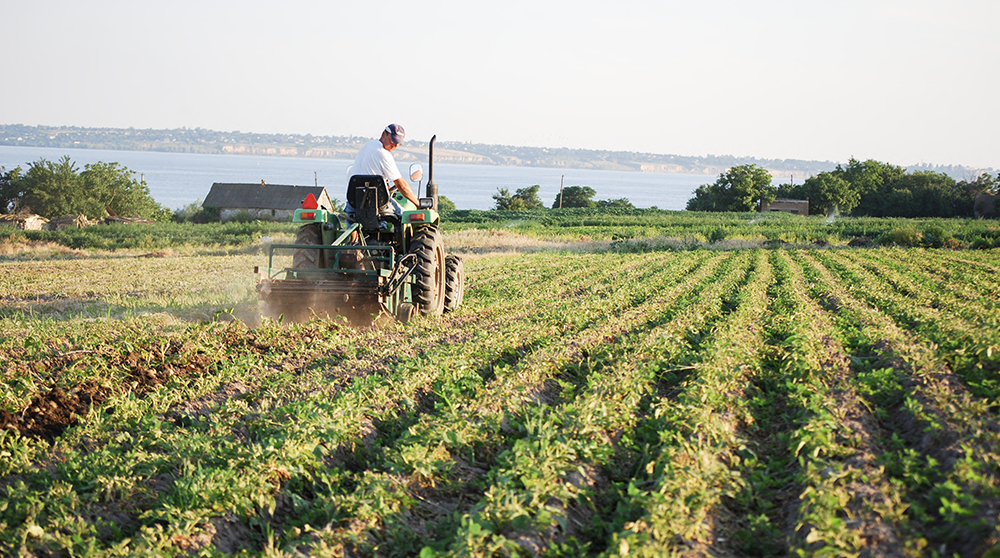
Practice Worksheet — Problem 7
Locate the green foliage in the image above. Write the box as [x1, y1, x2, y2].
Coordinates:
[173, 203, 230, 224]
[595, 197, 635, 210]
[437, 194, 457, 215]
[6, 220, 296, 250]
[837, 158, 973, 218]
[19, 156, 86, 218]
[695, 158, 988, 219]
[686, 164, 775, 212]
[553, 185, 596, 208]
[0, 166, 24, 214]
[2, 246, 1000, 556]
[442, 207, 1000, 249]
[493, 185, 545, 210]
[839, 157, 906, 195]
[14, 156, 168, 220]
[777, 172, 859, 215]
[171, 202, 204, 223]
[80, 161, 168, 221]
[877, 226, 924, 247]
[964, 172, 998, 196]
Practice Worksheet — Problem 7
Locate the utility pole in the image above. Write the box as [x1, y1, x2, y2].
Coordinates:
[558, 175, 565, 209]
[314, 171, 318, 187]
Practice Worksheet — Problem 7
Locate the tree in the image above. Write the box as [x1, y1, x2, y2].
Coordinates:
[19, 156, 88, 218]
[493, 185, 544, 210]
[837, 158, 906, 216]
[514, 185, 545, 209]
[800, 172, 859, 215]
[553, 185, 596, 208]
[960, 172, 998, 197]
[838, 158, 906, 195]
[595, 197, 635, 210]
[493, 188, 523, 210]
[437, 194, 457, 215]
[686, 164, 774, 212]
[80, 161, 166, 219]
[0, 166, 24, 214]
[16, 156, 169, 220]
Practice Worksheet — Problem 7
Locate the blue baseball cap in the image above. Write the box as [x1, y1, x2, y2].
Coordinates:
[385, 124, 405, 144]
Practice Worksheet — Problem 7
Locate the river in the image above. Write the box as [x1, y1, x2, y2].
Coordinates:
[0, 145, 713, 211]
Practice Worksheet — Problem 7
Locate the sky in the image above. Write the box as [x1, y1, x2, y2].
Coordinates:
[2, 0, 998, 170]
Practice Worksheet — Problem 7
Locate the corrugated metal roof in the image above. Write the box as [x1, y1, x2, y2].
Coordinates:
[203, 183, 331, 210]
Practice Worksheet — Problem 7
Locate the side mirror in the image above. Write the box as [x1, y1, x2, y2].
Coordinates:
[409, 163, 424, 182]
[418, 197, 434, 209]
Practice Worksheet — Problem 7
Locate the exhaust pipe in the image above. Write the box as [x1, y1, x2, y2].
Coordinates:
[426, 135, 438, 212]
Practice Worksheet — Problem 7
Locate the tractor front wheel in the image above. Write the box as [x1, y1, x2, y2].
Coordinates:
[444, 254, 465, 312]
[409, 226, 446, 315]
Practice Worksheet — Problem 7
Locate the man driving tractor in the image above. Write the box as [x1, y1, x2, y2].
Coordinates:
[346, 124, 419, 219]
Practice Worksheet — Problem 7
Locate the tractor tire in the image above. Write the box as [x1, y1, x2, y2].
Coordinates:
[408, 226, 446, 315]
[292, 223, 325, 270]
[444, 254, 465, 312]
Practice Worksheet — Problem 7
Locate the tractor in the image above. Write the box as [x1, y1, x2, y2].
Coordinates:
[256, 135, 464, 324]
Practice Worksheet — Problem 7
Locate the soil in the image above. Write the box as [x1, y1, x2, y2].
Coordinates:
[0, 383, 109, 441]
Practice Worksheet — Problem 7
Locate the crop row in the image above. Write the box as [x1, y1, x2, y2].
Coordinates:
[1, 248, 999, 556]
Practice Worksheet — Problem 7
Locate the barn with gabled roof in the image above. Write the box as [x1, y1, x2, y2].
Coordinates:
[203, 182, 334, 222]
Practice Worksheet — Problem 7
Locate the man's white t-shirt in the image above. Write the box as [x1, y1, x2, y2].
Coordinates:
[351, 139, 402, 184]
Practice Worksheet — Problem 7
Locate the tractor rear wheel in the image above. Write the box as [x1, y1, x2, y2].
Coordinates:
[444, 254, 465, 312]
[292, 223, 326, 270]
[409, 226, 446, 315]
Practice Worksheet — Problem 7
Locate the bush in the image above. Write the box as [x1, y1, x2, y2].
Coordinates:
[437, 195, 457, 216]
[878, 226, 923, 247]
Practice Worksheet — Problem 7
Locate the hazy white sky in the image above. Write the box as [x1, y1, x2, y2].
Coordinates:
[2, 0, 998, 169]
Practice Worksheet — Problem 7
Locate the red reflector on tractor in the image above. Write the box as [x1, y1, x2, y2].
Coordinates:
[302, 193, 319, 209]
[409, 213, 425, 222]
[301, 212, 316, 220]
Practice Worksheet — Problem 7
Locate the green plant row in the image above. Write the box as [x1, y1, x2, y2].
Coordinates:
[3, 248, 1000, 556]
[795, 250, 1000, 555]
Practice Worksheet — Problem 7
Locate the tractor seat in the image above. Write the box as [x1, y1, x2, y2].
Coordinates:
[346, 175, 391, 230]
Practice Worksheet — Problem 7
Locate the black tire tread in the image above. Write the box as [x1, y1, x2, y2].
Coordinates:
[292, 223, 324, 269]
[444, 254, 465, 312]
[409, 226, 445, 315]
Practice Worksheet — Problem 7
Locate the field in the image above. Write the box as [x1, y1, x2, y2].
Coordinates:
[1, 222, 1000, 557]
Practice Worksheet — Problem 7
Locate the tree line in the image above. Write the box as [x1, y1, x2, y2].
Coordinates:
[0, 157, 169, 221]
[686, 159, 999, 218]
[492, 185, 634, 210]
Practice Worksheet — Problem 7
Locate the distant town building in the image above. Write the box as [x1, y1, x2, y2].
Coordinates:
[203, 183, 333, 222]
[760, 198, 809, 216]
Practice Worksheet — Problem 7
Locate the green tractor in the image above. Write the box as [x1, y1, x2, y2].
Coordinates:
[256, 135, 464, 324]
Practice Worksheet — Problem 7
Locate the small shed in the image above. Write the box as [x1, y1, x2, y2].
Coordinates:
[203, 183, 334, 222]
[760, 198, 809, 216]
[0, 213, 49, 230]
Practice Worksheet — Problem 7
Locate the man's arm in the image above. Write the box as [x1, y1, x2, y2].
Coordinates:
[393, 178, 420, 207]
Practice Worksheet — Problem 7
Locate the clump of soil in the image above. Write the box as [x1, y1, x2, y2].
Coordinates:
[0, 383, 110, 441]
[1, 342, 216, 441]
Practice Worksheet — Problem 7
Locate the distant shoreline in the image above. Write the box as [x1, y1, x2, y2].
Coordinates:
[1, 123, 992, 181]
